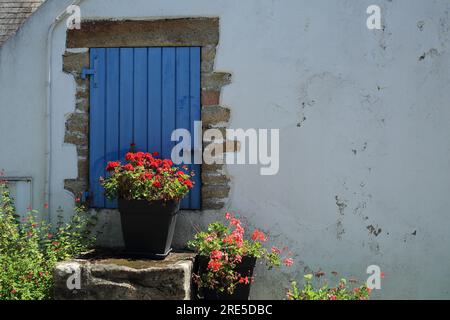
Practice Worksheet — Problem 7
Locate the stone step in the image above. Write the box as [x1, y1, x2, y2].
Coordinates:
[54, 251, 195, 300]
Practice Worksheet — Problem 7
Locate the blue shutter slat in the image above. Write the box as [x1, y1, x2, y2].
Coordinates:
[105, 48, 120, 208]
[90, 48, 106, 208]
[119, 48, 134, 160]
[147, 48, 162, 155]
[161, 48, 176, 159]
[189, 47, 201, 209]
[176, 47, 191, 209]
[134, 48, 148, 151]
[90, 47, 201, 209]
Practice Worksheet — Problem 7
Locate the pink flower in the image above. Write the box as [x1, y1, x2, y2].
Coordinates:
[234, 254, 242, 263]
[223, 234, 234, 245]
[207, 259, 222, 272]
[230, 218, 241, 226]
[271, 246, 281, 254]
[251, 229, 267, 242]
[328, 294, 337, 300]
[210, 250, 223, 260]
[283, 258, 294, 267]
[239, 276, 250, 284]
[225, 212, 231, 220]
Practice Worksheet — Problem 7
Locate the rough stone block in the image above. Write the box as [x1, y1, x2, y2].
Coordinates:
[202, 198, 226, 210]
[54, 252, 195, 300]
[67, 18, 219, 48]
[202, 172, 230, 185]
[201, 72, 232, 90]
[64, 179, 87, 197]
[201, 90, 220, 106]
[202, 185, 230, 199]
[202, 105, 230, 126]
[62, 51, 89, 75]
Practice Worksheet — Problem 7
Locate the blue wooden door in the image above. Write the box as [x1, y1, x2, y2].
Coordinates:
[89, 47, 201, 209]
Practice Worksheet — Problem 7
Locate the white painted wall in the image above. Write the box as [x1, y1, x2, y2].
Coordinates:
[1, 0, 450, 299]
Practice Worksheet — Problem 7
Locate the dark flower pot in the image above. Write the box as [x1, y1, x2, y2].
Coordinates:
[195, 255, 257, 300]
[118, 199, 180, 259]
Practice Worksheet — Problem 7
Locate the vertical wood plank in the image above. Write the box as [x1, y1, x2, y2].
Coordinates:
[119, 48, 134, 159]
[105, 48, 120, 209]
[147, 48, 163, 155]
[161, 48, 176, 159]
[176, 47, 191, 208]
[133, 48, 148, 152]
[89, 48, 106, 208]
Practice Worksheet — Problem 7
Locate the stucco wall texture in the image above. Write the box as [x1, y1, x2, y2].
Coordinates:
[1, 0, 450, 299]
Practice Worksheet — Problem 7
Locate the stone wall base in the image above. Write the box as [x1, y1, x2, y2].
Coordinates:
[54, 251, 195, 300]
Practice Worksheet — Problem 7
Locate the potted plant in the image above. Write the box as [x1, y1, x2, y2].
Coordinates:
[102, 151, 194, 258]
[188, 212, 294, 300]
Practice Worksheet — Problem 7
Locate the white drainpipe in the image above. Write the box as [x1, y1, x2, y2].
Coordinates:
[45, 0, 86, 222]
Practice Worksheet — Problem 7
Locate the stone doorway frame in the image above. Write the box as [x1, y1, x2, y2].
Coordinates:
[62, 18, 235, 210]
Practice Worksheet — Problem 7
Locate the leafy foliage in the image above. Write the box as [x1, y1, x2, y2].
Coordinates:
[287, 273, 372, 300]
[0, 184, 96, 300]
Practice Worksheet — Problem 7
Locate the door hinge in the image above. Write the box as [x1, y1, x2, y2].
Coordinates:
[81, 68, 95, 79]
[81, 191, 90, 203]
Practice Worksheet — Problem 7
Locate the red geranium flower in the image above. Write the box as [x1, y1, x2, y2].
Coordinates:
[125, 152, 135, 161]
[152, 180, 162, 188]
[106, 161, 121, 171]
[153, 151, 159, 157]
[123, 164, 134, 171]
[183, 179, 194, 188]
[143, 172, 153, 180]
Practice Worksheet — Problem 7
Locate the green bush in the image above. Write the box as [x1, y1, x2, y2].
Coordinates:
[0, 184, 96, 300]
[287, 274, 372, 300]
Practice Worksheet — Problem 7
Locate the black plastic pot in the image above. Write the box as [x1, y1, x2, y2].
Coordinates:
[118, 199, 180, 259]
[195, 255, 257, 300]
